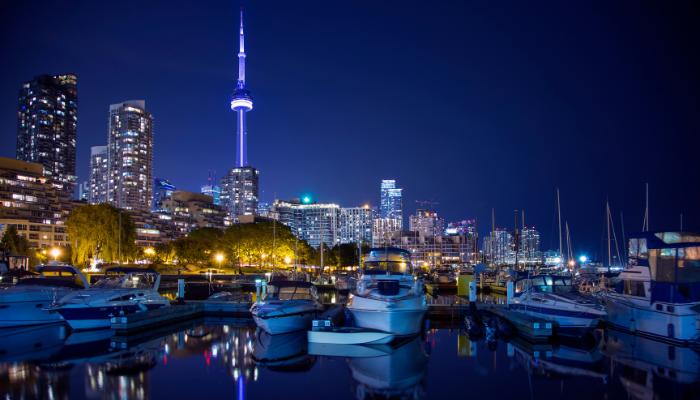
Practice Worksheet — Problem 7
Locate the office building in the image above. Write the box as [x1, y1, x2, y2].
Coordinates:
[16, 73, 77, 194]
[107, 100, 153, 211]
[160, 191, 227, 237]
[379, 179, 402, 222]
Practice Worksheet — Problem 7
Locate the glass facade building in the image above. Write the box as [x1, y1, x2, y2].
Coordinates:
[153, 178, 176, 211]
[379, 179, 403, 222]
[409, 209, 445, 238]
[16, 74, 77, 195]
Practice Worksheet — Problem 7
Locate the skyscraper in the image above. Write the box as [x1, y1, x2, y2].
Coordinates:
[380, 179, 403, 222]
[107, 100, 153, 211]
[16, 74, 77, 194]
[201, 173, 221, 206]
[222, 7, 259, 221]
[88, 145, 108, 204]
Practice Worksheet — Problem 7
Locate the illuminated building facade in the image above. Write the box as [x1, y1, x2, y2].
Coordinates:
[222, 8, 259, 221]
[409, 209, 445, 238]
[270, 199, 339, 248]
[379, 179, 402, 222]
[153, 178, 176, 211]
[160, 191, 226, 237]
[518, 226, 542, 265]
[88, 145, 108, 204]
[0, 157, 73, 249]
[482, 228, 515, 265]
[372, 218, 402, 247]
[107, 100, 153, 211]
[16, 73, 77, 195]
[339, 206, 375, 244]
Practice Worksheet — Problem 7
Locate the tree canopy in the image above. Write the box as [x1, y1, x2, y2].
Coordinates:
[66, 204, 137, 266]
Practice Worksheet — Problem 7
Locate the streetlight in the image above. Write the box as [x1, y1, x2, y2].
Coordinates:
[215, 253, 225, 266]
[284, 255, 291, 265]
[144, 247, 155, 257]
[49, 247, 61, 261]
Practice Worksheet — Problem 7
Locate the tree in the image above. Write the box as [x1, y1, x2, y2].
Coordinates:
[172, 227, 225, 267]
[0, 226, 31, 256]
[66, 204, 137, 266]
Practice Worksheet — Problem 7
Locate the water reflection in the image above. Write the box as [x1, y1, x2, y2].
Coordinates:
[601, 329, 700, 400]
[0, 320, 698, 399]
[348, 337, 429, 400]
[309, 336, 429, 400]
[252, 329, 316, 372]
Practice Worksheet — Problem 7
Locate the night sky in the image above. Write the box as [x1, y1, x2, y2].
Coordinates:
[1, 1, 699, 259]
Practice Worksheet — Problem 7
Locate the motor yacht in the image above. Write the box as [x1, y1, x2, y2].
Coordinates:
[604, 231, 700, 344]
[52, 267, 169, 330]
[347, 248, 426, 336]
[250, 280, 323, 334]
[0, 263, 89, 328]
[509, 274, 606, 333]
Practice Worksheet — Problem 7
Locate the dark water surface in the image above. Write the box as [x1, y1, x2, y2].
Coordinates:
[1, 318, 698, 399]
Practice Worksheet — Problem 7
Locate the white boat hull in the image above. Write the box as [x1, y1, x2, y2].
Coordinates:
[605, 294, 700, 343]
[253, 310, 317, 335]
[348, 308, 425, 336]
[0, 300, 65, 328]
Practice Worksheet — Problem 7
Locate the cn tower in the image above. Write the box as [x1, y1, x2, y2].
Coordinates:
[222, 6, 259, 221]
[231, 7, 253, 167]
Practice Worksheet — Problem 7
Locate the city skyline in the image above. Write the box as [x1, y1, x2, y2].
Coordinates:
[1, 1, 699, 256]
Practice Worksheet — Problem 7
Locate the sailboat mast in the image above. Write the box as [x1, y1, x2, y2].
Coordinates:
[557, 189, 563, 260]
[607, 201, 612, 268]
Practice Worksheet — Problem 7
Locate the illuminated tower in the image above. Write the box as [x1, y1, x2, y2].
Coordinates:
[222, 7, 259, 221]
[231, 7, 253, 167]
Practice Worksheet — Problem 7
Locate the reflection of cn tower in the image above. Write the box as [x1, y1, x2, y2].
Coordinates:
[231, 7, 253, 168]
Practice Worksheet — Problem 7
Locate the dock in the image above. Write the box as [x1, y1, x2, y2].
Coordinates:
[477, 303, 554, 342]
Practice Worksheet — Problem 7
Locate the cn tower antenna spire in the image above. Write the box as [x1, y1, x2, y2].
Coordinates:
[238, 6, 246, 85]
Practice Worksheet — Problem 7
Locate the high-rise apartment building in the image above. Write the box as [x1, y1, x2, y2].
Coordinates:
[16, 74, 77, 195]
[270, 199, 339, 248]
[107, 100, 153, 211]
[409, 209, 445, 238]
[339, 206, 375, 245]
[0, 157, 74, 249]
[88, 145, 108, 204]
[221, 167, 259, 221]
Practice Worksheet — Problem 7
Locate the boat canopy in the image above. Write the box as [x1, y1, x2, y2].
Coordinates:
[17, 264, 90, 288]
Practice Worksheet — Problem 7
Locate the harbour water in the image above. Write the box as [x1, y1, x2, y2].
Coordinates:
[1, 318, 698, 399]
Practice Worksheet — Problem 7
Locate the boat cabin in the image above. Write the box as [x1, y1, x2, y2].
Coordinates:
[620, 232, 700, 303]
[362, 248, 413, 275]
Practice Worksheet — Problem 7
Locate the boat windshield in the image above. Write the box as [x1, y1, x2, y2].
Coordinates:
[521, 276, 573, 294]
[363, 260, 410, 275]
[93, 273, 157, 289]
[265, 283, 316, 301]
